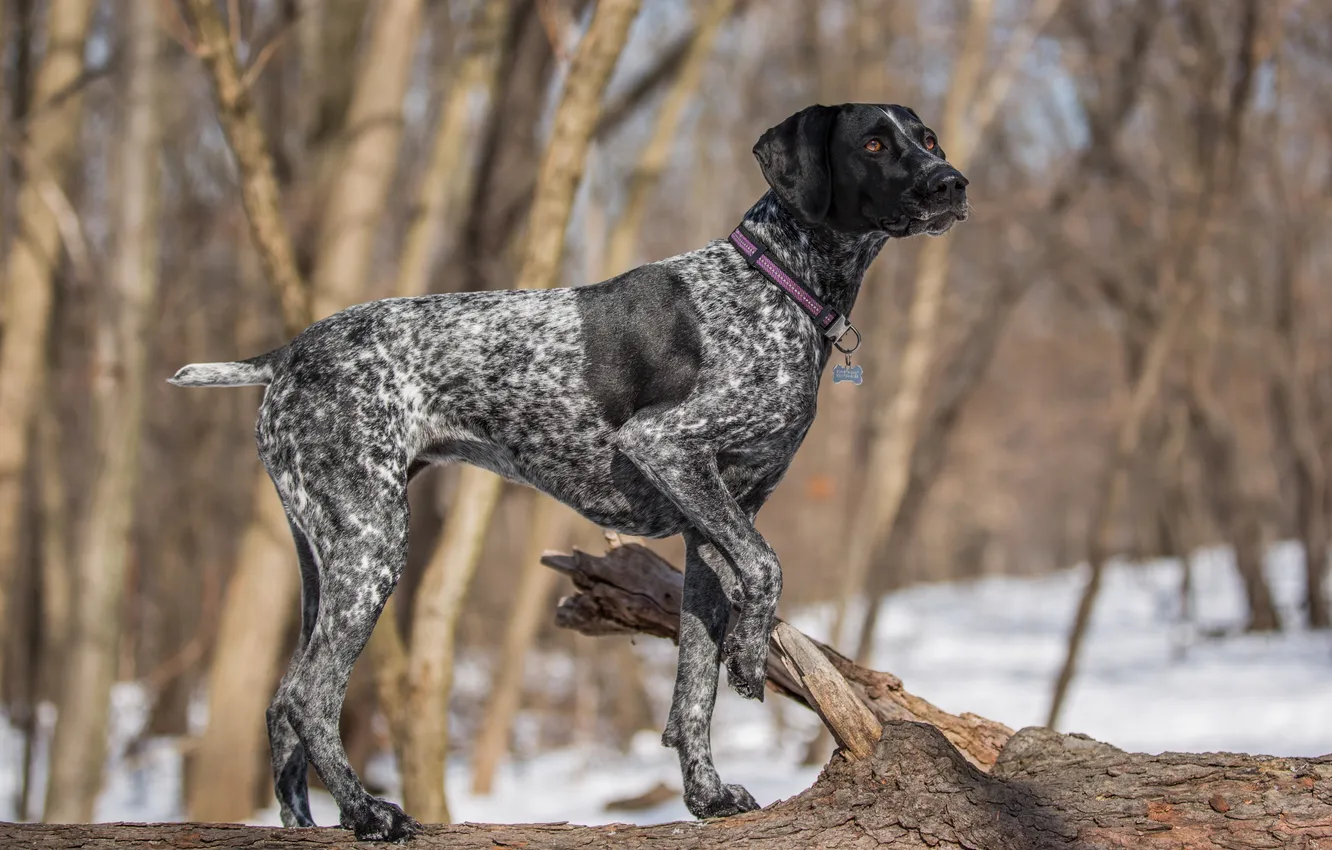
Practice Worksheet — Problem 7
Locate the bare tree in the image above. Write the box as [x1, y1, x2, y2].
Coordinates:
[177, 0, 310, 823]
[460, 0, 739, 796]
[391, 0, 643, 822]
[1048, 0, 1272, 728]
[43, 0, 160, 821]
[468, 496, 578, 794]
[311, 0, 423, 312]
[830, 0, 1064, 653]
[0, 0, 96, 695]
[603, 0, 736, 276]
[1267, 196, 1329, 629]
[393, 0, 511, 299]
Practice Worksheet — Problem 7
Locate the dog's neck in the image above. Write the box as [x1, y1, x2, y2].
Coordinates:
[738, 191, 888, 323]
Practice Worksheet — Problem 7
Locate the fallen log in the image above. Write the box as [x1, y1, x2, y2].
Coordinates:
[8, 544, 1328, 847]
[7, 723, 1329, 848]
[543, 542, 1014, 769]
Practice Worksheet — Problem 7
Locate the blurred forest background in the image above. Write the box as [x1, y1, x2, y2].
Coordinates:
[1, 0, 1330, 828]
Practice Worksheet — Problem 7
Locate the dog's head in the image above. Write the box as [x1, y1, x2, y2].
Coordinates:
[753, 103, 969, 238]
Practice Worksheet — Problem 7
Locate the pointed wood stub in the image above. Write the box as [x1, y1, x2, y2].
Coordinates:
[772, 622, 882, 761]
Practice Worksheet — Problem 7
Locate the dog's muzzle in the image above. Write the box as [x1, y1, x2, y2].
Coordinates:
[883, 166, 971, 236]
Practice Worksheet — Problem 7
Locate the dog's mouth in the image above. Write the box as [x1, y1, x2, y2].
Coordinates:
[881, 201, 970, 238]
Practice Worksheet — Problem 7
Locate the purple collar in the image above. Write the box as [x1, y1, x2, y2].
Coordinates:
[728, 225, 861, 361]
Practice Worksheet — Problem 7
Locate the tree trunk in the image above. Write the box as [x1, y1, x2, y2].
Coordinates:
[310, 0, 423, 313]
[8, 733, 1331, 849]
[393, 0, 511, 299]
[1050, 0, 1271, 723]
[186, 473, 303, 823]
[179, 0, 315, 824]
[602, 0, 734, 276]
[457, 0, 556, 294]
[0, 0, 95, 697]
[14, 538, 1328, 846]
[851, 272, 1034, 665]
[469, 496, 577, 794]
[398, 466, 506, 824]
[1267, 253, 1328, 628]
[1185, 361, 1282, 632]
[43, 0, 160, 821]
[182, 0, 425, 822]
[365, 0, 515, 734]
[394, 0, 641, 820]
[36, 397, 71, 703]
[830, 0, 1053, 652]
[1046, 270, 1196, 730]
[180, 0, 310, 336]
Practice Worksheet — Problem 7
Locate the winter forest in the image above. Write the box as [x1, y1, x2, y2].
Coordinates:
[1, 0, 1331, 846]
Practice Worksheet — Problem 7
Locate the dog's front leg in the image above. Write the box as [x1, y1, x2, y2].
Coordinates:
[663, 530, 760, 817]
[613, 423, 781, 703]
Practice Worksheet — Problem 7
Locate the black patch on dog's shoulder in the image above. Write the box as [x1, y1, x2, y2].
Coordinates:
[576, 265, 703, 429]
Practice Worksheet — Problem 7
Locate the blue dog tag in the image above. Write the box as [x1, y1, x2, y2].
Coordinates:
[832, 364, 863, 385]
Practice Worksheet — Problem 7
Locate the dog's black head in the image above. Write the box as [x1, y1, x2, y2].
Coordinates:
[753, 103, 969, 238]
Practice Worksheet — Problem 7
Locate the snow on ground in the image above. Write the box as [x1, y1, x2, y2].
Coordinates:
[2, 543, 1329, 826]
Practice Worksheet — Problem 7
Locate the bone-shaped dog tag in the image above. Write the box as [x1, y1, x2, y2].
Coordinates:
[832, 363, 863, 385]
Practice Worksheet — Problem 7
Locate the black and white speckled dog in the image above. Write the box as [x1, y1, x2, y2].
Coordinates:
[170, 102, 968, 841]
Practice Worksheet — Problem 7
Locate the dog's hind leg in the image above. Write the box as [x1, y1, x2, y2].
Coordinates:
[270, 473, 419, 842]
[265, 516, 321, 828]
[663, 529, 760, 818]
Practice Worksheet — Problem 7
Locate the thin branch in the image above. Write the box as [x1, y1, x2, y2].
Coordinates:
[239, 22, 294, 92]
[2, 139, 96, 285]
[179, 0, 310, 335]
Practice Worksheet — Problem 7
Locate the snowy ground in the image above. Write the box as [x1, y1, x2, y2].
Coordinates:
[2, 543, 1329, 826]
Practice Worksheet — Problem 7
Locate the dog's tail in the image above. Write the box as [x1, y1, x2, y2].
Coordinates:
[168, 350, 280, 387]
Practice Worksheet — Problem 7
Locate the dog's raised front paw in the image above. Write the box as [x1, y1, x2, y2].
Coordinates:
[686, 782, 761, 819]
[341, 797, 422, 843]
[722, 631, 768, 701]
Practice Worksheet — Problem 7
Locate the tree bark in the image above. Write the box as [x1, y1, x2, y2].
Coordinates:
[42, 0, 160, 821]
[1269, 256, 1329, 629]
[0, 0, 95, 697]
[7, 720, 1328, 849]
[393, 0, 641, 820]
[187, 473, 303, 823]
[1184, 318, 1282, 633]
[852, 271, 1035, 665]
[1050, 0, 1274, 725]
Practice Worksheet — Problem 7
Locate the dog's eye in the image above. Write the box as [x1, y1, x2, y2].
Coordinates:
[924, 134, 937, 151]
[864, 139, 883, 152]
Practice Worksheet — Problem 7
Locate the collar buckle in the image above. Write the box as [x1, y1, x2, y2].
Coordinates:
[828, 316, 861, 355]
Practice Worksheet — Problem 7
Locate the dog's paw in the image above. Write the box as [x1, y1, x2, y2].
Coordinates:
[722, 631, 767, 701]
[341, 797, 422, 843]
[686, 783, 761, 819]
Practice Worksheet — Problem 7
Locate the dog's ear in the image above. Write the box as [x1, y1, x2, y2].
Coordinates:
[753, 105, 838, 224]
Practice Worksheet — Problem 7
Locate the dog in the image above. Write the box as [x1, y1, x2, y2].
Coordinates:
[170, 102, 968, 841]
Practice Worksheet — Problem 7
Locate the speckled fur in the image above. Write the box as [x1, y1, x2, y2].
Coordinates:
[170, 103, 967, 840]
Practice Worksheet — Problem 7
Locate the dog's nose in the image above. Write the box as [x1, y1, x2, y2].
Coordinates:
[926, 169, 968, 204]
